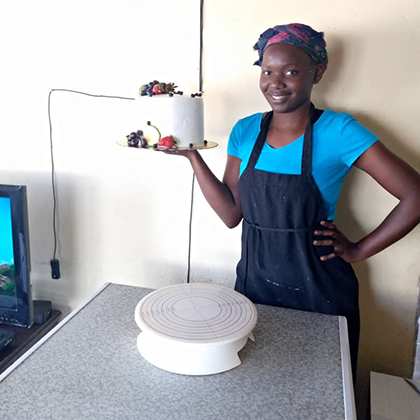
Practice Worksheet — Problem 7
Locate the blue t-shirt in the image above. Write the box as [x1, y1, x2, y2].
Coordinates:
[227, 110, 378, 220]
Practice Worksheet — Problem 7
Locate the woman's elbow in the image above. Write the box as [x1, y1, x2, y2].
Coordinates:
[223, 214, 242, 229]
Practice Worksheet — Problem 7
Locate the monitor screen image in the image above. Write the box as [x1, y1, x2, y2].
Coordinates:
[0, 185, 32, 327]
[0, 197, 18, 311]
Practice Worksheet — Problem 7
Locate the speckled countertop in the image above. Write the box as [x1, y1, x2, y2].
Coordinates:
[0, 283, 350, 420]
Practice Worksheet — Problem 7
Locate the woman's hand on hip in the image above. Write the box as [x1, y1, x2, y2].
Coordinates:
[313, 221, 360, 263]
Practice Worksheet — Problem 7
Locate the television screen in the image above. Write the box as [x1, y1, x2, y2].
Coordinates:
[0, 197, 18, 310]
[0, 185, 33, 327]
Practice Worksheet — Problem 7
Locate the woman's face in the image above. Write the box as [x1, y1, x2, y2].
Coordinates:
[259, 43, 323, 114]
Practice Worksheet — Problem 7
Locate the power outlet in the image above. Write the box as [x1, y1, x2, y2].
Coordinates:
[50, 259, 61, 280]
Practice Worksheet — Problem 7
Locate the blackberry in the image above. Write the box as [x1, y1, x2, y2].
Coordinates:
[128, 138, 139, 147]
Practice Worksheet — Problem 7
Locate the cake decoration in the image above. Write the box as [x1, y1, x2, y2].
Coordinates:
[126, 121, 177, 149]
[118, 80, 217, 151]
[139, 80, 182, 97]
[158, 136, 176, 148]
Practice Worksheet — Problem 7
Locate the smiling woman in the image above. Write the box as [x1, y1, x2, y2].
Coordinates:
[259, 43, 323, 146]
[166, 23, 420, 381]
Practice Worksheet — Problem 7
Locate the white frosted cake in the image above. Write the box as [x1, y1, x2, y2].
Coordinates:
[135, 95, 204, 148]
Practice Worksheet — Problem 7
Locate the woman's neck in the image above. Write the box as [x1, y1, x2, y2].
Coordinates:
[271, 101, 311, 131]
[265, 101, 312, 149]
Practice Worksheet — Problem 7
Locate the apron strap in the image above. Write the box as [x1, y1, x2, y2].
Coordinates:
[246, 111, 273, 170]
[245, 104, 324, 174]
[301, 104, 323, 178]
[301, 104, 315, 179]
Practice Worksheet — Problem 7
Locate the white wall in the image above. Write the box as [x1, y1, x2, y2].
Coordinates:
[1, 1, 419, 419]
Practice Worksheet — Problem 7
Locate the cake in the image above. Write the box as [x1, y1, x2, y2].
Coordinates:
[136, 95, 204, 149]
[125, 80, 205, 150]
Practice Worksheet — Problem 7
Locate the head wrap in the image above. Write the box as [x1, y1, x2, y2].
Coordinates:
[253, 23, 328, 72]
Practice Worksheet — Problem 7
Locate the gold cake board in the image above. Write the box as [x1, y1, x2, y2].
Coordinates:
[117, 139, 218, 151]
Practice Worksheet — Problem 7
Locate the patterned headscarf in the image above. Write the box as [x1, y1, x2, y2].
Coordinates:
[253, 23, 328, 72]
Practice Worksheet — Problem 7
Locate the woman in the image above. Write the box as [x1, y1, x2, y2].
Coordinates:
[169, 23, 420, 375]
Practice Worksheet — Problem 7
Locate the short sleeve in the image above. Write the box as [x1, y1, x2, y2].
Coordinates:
[227, 120, 242, 157]
[340, 115, 378, 167]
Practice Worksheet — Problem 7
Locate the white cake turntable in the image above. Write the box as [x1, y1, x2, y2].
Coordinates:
[134, 283, 258, 375]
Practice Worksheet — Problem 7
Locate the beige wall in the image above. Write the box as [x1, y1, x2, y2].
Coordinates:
[1, 1, 419, 418]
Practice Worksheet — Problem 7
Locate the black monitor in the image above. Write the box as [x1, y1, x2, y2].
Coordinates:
[0, 185, 33, 327]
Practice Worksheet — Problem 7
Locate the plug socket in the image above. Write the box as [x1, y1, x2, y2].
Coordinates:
[50, 259, 61, 280]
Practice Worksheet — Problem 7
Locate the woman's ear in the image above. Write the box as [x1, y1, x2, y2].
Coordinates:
[313, 64, 325, 85]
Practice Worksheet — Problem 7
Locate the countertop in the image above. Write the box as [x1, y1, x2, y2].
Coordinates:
[0, 283, 354, 420]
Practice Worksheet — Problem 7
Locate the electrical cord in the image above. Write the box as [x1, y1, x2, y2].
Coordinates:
[48, 89, 135, 263]
[48, 0, 205, 282]
[186, 0, 205, 283]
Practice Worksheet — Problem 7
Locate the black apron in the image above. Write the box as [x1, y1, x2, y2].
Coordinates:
[234, 105, 360, 376]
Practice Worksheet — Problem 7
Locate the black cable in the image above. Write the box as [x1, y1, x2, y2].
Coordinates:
[199, 0, 204, 93]
[50, 88, 135, 101]
[48, 91, 58, 260]
[186, 174, 195, 283]
[48, 0, 204, 281]
[186, 0, 204, 283]
[48, 89, 135, 262]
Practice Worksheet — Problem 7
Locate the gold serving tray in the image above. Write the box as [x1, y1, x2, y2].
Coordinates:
[116, 139, 218, 151]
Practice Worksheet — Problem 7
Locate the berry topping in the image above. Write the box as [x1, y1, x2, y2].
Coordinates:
[153, 144, 158, 149]
[128, 137, 139, 147]
[139, 81, 178, 96]
[152, 84, 164, 95]
[158, 135, 176, 148]
[189, 143, 193, 148]
[204, 140, 208, 145]
[147, 121, 151, 125]
[191, 94, 195, 98]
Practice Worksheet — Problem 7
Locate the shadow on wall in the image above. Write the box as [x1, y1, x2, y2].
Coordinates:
[0, 163, 205, 316]
[309, 28, 420, 420]
[335, 188, 418, 419]
[314, 30, 420, 171]
[0, 169, 106, 315]
[0, 171, 81, 315]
